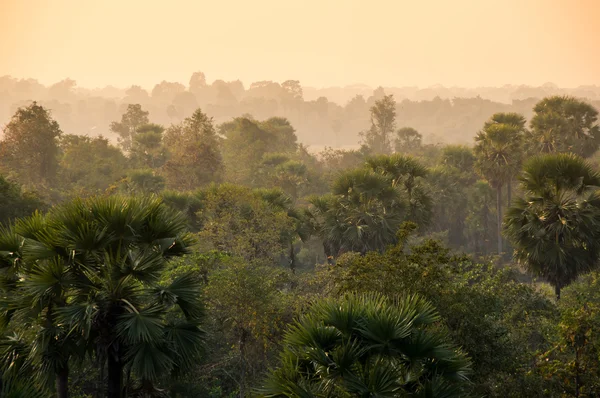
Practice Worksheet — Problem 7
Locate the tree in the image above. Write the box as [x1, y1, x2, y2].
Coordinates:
[260, 293, 471, 397]
[504, 154, 600, 300]
[221, 117, 298, 186]
[0, 102, 62, 186]
[0, 175, 44, 226]
[110, 104, 150, 151]
[162, 108, 224, 190]
[196, 184, 295, 265]
[526, 96, 600, 157]
[474, 122, 522, 254]
[483, 112, 527, 203]
[129, 123, 167, 169]
[366, 154, 431, 227]
[205, 257, 291, 396]
[308, 168, 405, 257]
[360, 95, 396, 154]
[0, 196, 204, 397]
[394, 126, 422, 153]
[58, 134, 128, 195]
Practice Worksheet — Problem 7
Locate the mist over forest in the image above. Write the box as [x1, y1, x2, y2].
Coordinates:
[2, 74, 599, 149]
[3, 0, 600, 396]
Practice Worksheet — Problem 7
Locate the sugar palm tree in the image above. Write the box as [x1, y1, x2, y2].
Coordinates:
[483, 112, 527, 204]
[1, 196, 204, 397]
[309, 169, 405, 257]
[504, 154, 600, 300]
[366, 154, 432, 227]
[259, 293, 471, 397]
[474, 123, 522, 254]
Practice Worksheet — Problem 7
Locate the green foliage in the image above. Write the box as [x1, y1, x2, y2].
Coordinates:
[110, 104, 150, 151]
[162, 108, 224, 190]
[0, 175, 45, 226]
[58, 134, 128, 196]
[260, 292, 471, 397]
[313, 224, 555, 397]
[527, 96, 600, 157]
[0, 196, 203, 397]
[0, 102, 62, 187]
[505, 153, 600, 299]
[196, 184, 295, 264]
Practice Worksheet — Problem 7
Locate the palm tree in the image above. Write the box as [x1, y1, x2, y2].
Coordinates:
[366, 154, 431, 227]
[309, 169, 405, 257]
[483, 113, 527, 204]
[259, 292, 471, 397]
[474, 123, 522, 254]
[504, 154, 600, 300]
[1, 196, 204, 397]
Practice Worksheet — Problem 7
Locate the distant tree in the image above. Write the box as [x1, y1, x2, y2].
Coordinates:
[361, 95, 396, 154]
[188, 71, 207, 93]
[47, 78, 76, 101]
[261, 293, 471, 397]
[504, 154, 600, 300]
[366, 154, 431, 227]
[109, 104, 149, 151]
[474, 122, 522, 254]
[281, 80, 303, 100]
[441, 145, 476, 176]
[129, 123, 167, 169]
[0, 102, 62, 186]
[394, 127, 422, 153]
[526, 96, 600, 157]
[484, 112, 527, 203]
[151, 81, 186, 104]
[221, 117, 298, 186]
[58, 134, 128, 195]
[162, 109, 223, 190]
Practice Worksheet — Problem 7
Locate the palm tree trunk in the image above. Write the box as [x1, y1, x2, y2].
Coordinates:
[496, 185, 503, 255]
[555, 285, 561, 301]
[289, 239, 296, 274]
[507, 180, 512, 205]
[56, 364, 69, 398]
[107, 353, 123, 398]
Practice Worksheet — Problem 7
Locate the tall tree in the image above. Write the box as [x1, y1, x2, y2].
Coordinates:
[474, 122, 522, 254]
[162, 108, 224, 190]
[0, 102, 62, 186]
[504, 154, 600, 300]
[526, 96, 600, 157]
[361, 95, 396, 154]
[110, 104, 150, 151]
[483, 112, 527, 203]
[0, 196, 204, 397]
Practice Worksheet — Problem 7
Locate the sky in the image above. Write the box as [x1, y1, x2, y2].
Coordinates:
[1, 0, 599, 89]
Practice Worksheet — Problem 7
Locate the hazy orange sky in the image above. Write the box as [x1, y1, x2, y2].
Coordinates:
[1, 0, 599, 89]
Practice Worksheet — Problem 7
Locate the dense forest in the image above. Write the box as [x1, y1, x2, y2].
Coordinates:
[2, 79, 600, 397]
[2, 74, 600, 148]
